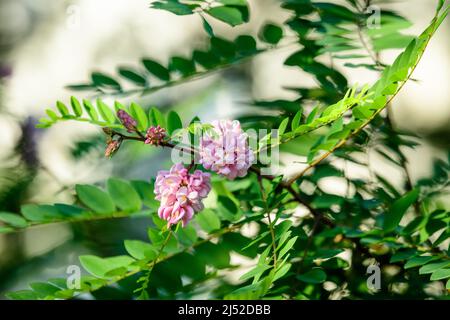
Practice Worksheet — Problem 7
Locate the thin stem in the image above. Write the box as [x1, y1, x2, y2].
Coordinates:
[286, 25, 435, 185]
[136, 228, 173, 299]
[92, 42, 299, 99]
[256, 174, 278, 268]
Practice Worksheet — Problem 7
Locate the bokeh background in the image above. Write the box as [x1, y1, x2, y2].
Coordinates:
[0, 0, 448, 298]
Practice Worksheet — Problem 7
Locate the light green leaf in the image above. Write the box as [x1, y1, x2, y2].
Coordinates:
[107, 178, 142, 212]
[80, 255, 135, 278]
[167, 110, 183, 134]
[279, 236, 298, 259]
[404, 255, 439, 269]
[130, 102, 149, 131]
[419, 261, 450, 275]
[0, 212, 28, 228]
[75, 184, 116, 214]
[149, 107, 166, 128]
[56, 101, 69, 117]
[70, 96, 83, 117]
[96, 99, 116, 123]
[82, 99, 99, 121]
[430, 268, 450, 281]
[124, 240, 157, 260]
[195, 209, 221, 233]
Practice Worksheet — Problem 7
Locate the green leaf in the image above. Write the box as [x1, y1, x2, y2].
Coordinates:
[225, 276, 272, 300]
[297, 268, 327, 284]
[430, 268, 450, 281]
[169, 57, 195, 77]
[235, 35, 257, 54]
[201, 16, 214, 37]
[56, 101, 69, 117]
[118, 67, 147, 86]
[151, 1, 194, 15]
[419, 261, 450, 275]
[142, 59, 170, 81]
[176, 224, 198, 246]
[291, 110, 302, 131]
[167, 110, 183, 134]
[82, 99, 99, 121]
[29, 282, 61, 298]
[240, 264, 271, 281]
[91, 72, 121, 90]
[124, 240, 157, 260]
[46, 109, 58, 121]
[107, 178, 142, 212]
[278, 117, 289, 136]
[260, 23, 283, 44]
[70, 96, 83, 117]
[21, 205, 60, 222]
[404, 255, 439, 269]
[6, 290, 39, 300]
[383, 188, 419, 232]
[196, 242, 230, 269]
[129, 102, 149, 131]
[195, 209, 221, 233]
[278, 236, 298, 259]
[130, 180, 158, 209]
[0, 212, 28, 228]
[96, 99, 116, 123]
[206, 6, 244, 27]
[273, 263, 292, 281]
[75, 184, 116, 214]
[80, 255, 134, 278]
[149, 107, 166, 128]
[390, 249, 417, 263]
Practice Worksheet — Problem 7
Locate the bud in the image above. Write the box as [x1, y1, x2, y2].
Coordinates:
[105, 139, 121, 158]
[102, 127, 113, 136]
[117, 109, 137, 132]
[145, 125, 167, 146]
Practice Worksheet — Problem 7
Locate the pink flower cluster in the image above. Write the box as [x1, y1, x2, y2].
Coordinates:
[145, 125, 166, 146]
[154, 163, 211, 227]
[199, 120, 254, 180]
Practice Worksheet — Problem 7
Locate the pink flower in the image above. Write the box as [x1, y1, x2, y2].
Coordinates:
[154, 163, 211, 227]
[145, 125, 166, 146]
[199, 120, 254, 180]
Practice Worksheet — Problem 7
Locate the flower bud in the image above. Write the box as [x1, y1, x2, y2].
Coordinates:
[117, 109, 137, 132]
[145, 125, 167, 146]
[105, 139, 121, 158]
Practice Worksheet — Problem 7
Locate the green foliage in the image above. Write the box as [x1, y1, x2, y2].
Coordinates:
[5, 0, 450, 301]
[0, 179, 157, 234]
[151, 0, 249, 27]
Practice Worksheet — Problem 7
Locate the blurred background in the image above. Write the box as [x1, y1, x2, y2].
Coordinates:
[0, 0, 448, 298]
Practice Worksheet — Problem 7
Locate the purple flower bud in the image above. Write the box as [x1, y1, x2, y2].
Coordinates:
[117, 109, 137, 132]
[145, 125, 167, 146]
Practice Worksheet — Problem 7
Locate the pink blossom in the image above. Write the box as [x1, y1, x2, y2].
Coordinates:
[199, 120, 254, 180]
[154, 163, 211, 227]
[145, 125, 166, 146]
